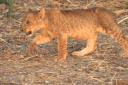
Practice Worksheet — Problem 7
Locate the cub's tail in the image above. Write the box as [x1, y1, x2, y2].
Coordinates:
[105, 25, 128, 57]
[96, 8, 128, 57]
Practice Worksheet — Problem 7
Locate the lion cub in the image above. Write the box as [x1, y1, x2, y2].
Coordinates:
[22, 7, 128, 61]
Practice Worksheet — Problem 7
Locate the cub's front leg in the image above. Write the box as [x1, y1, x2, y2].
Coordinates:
[57, 34, 68, 62]
[27, 33, 51, 56]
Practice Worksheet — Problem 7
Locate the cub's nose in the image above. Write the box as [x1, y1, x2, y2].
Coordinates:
[26, 31, 32, 35]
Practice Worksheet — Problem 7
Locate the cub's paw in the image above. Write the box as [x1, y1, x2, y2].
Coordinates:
[25, 43, 38, 58]
[54, 56, 67, 64]
[71, 51, 85, 57]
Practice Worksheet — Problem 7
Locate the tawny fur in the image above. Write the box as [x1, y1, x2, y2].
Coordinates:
[22, 7, 128, 61]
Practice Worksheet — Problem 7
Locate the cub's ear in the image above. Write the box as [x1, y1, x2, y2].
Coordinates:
[38, 8, 45, 17]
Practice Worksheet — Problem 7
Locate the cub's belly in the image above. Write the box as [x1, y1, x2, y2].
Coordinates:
[69, 31, 92, 40]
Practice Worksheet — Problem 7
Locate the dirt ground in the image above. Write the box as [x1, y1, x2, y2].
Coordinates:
[0, 0, 128, 85]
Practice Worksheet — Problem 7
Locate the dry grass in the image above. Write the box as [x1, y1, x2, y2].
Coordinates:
[0, 0, 128, 85]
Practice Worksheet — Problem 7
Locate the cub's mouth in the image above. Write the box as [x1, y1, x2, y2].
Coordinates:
[21, 28, 33, 37]
[25, 30, 34, 37]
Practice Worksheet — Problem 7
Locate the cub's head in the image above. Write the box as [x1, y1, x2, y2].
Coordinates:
[22, 8, 47, 35]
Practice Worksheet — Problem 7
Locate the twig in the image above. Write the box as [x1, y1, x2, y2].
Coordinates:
[0, 37, 7, 43]
[118, 16, 128, 24]
[85, 0, 96, 9]
[88, 75, 104, 84]
[53, 0, 97, 9]
[66, 0, 72, 4]
[22, 56, 37, 61]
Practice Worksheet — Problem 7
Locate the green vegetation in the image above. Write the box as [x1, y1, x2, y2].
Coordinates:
[0, 0, 13, 17]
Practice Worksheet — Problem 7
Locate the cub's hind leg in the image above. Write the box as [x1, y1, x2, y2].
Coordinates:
[72, 36, 97, 57]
